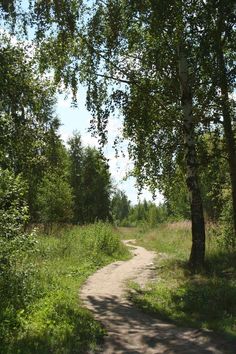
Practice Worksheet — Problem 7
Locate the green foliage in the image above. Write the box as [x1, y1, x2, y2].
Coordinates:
[197, 134, 229, 221]
[68, 133, 112, 224]
[0, 233, 38, 345]
[80, 147, 112, 223]
[0, 169, 39, 348]
[0, 35, 62, 221]
[36, 171, 74, 227]
[68, 131, 84, 223]
[1, 0, 236, 263]
[218, 189, 236, 250]
[129, 223, 236, 337]
[1, 223, 130, 353]
[161, 166, 190, 220]
[111, 189, 130, 225]
[16, 291, 105, 354]
[0, 169, 28, 238]
[124, 201, 168, 228]
[79, 222, 128, 258]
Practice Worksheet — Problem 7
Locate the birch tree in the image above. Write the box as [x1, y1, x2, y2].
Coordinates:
[72, 0, 206, 269]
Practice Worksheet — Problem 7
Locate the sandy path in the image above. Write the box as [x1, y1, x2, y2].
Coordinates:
[80, 240, 235, 353]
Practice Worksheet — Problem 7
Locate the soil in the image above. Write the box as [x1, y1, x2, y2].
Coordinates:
[80, 240, 236, 353]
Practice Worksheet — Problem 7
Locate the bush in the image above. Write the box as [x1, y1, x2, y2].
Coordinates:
[0, 169, 39, 349]
[0, 169, 29, 239]
[79, 222, 125, 257]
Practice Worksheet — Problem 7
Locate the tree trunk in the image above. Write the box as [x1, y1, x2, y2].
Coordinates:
[178, 43, 206, 270]
[217, 43, 236, 242]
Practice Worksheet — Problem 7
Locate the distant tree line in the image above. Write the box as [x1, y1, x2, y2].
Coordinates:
[111, 191, 167, 228]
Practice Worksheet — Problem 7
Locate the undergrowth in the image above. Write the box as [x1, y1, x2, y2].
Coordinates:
[0, 222, 129, 353]
[128, 223, 236, 338]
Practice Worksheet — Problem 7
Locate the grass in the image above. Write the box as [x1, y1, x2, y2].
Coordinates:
[1, 222, 130, 353]
[127, 222, 236, 339]
[117, 226, 142, 240]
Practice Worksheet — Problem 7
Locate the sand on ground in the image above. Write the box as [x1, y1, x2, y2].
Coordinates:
[80, 240, 236, 354]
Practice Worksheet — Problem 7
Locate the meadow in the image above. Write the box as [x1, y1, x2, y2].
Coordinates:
[0, 223, 130, 354]
[127, 222, 236, 339]
[2, 221, 236, 354]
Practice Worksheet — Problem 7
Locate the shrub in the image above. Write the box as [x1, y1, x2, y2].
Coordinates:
[0, 169, 39, 349]
[0, 169, 29, 239]
[80, 222, 128, 257]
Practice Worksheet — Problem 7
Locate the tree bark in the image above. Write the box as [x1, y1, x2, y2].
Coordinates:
[217, 39, 236, 242]
[178, 43, 206, 270]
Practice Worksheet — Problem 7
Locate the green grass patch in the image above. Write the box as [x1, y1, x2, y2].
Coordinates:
[1, 222, 130, 353]
[128, 222, 236, 338]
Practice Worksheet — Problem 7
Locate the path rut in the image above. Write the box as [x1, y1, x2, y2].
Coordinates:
[80, 240, 236, 353]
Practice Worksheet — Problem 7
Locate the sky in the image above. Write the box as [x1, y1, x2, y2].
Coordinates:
[56, 85, 164, 205]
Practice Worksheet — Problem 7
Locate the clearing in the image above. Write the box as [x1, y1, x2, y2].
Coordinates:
[81, 240, 236, 353]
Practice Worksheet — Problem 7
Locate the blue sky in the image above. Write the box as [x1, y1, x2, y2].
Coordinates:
[56, 85, 164, 205]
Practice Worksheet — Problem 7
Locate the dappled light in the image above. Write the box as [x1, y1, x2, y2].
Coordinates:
[87, 294, 235, 353]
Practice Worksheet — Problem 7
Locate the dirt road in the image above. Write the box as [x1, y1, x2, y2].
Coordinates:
[80, 240, 235, 353]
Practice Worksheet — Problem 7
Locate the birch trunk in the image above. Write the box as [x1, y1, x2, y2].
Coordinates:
[178, 43, 206, 270]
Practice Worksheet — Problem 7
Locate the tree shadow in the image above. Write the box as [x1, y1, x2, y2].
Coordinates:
[85, 294, 236, 353]
[205, 250, 236, 278]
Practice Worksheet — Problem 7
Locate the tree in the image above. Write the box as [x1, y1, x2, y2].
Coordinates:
[36, 170, 73, 231]
[81, 147, 111, 223]
[65, 0, 206, 270]
[128, 202, 147, 226]
[68, 134, 112, 224]
[0, 34, 60, 221]
[147, 204, 159, 228]
[68, 132, 84, 224]
[111, 189, 130, 224]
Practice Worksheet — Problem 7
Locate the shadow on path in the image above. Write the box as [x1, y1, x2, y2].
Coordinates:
[81, 242, 236, 354]
[85, 295, 236, 354]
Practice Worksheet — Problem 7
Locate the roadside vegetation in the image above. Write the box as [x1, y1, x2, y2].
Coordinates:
[128, 222, 236, 338]
[0, 222, 130, 353]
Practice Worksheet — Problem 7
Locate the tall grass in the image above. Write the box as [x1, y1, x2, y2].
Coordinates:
[1, 222, 129, 353]
[129, 222, 236, 338]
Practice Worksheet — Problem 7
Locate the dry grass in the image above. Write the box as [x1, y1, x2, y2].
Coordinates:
[117, 226, 140, 239]
[166, 220, 191, 230]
